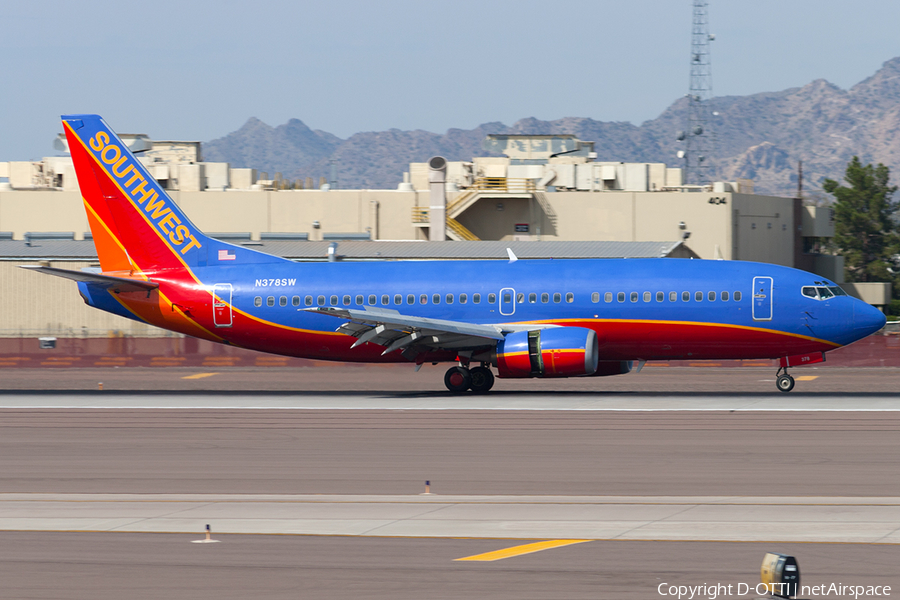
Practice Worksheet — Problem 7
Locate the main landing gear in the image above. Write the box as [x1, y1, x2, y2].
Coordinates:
[775, 367, 795, 393]
[444, 365, 495, 394]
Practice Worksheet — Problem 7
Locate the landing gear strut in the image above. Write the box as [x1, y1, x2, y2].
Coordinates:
[775, 367, 795, 393]
[443, 365, 495, 394]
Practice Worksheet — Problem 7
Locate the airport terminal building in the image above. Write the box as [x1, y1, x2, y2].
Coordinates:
[0, 133, 887, 338]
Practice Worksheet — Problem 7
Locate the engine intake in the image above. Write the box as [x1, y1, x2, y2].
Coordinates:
[495, 327, 599, 378]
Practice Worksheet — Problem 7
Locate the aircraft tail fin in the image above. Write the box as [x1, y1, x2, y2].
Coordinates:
[62, 114, 284, 274]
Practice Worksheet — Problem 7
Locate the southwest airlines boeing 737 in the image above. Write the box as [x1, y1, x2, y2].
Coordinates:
[25, 115, 887, 393]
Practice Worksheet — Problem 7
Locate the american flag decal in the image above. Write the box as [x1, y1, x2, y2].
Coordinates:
[218, 249, 236, 261]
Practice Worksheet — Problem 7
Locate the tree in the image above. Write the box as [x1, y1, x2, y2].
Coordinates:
[823, 157, 899, 283]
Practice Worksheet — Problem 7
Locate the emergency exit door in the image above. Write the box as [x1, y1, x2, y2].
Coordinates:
[213, 283, 233, 327]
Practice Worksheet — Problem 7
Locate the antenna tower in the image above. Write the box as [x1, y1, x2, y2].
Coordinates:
[683, 0, 715, 185]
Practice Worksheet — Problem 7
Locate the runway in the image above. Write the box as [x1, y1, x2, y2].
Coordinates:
[3, 368, 899, 598]
[4, 494, 900, 543]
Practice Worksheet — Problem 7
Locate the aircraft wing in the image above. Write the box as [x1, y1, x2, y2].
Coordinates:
[305, 306, 510, 355]
[20, 265, 158, 293]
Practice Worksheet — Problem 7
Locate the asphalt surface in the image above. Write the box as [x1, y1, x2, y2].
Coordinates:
[8, 365, 900, 393]
[2, 367, 899, 598]
[1, 409, 899, 495]
[2, 533, 897, 600]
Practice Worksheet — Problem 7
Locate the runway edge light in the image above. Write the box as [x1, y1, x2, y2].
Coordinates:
[191, 523, 221, 544]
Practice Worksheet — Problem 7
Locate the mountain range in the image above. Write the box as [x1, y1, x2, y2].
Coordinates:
[202, 57, 900, 198]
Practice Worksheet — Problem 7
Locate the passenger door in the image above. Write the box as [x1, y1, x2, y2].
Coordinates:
[752, 276, 773, 321]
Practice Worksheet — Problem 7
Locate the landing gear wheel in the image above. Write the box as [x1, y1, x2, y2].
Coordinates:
[468, 366, 495, 393]
[776, 374, 795, 393]
[444, 366, 472, 393]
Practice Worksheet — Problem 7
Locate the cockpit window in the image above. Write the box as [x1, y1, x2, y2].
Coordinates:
[803, 285, 845, 300]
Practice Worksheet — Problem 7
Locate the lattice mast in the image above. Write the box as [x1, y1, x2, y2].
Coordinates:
[683, 0, 715, 185]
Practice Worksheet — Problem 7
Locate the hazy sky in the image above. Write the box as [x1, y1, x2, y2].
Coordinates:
[3, 0, 900, 161]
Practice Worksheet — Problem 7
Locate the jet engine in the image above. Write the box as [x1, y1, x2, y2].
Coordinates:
[494, 327, 598, 378]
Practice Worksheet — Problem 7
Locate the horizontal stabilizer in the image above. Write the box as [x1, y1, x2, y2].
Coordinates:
[20, 265, 158, 293]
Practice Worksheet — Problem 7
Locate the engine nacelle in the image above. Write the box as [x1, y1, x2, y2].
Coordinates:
[495, 327, 599, 378]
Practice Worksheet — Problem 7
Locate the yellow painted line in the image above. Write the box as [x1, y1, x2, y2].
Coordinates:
[455, 539, 591, 562]
[181, 373, 219, 380]
[796, 375, 818, 381]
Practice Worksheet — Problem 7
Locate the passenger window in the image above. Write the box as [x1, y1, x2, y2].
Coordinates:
[503, 293, 512, 303]
[617, 292, 625, 303]
[279, 296, 287, 307]
[630, 292, 638, 302]
[433, 293, 441, 304]
[487, 293, 495, 304]
[669, 291, 677, 302]
[292, 296, 301, 306]
[356, 295, 364, 305]
[656, 291, 664, 302]
[330, 295, 339, 305]
[708, 291, 716, 301]
[394, 294, 402, 305]
[734, 291, 742, 301]
[643, 292, 651, 302]
[605, 292, 612, 303]
[530, 293, 537, 303]
[254, 296, 262, 307]
[516, 293, 525, 303]
[317, 295, 325, 306]
[368, 294, 376, 305]
[446, 293, 454, 304]
[591, 292, 600, 303]
[305, 295, 313, 306]
[381, 294, 389, 305]
[695, 291, 703, 302]
[554, 293, 562, 303]
[566, 292, 574, 303]
[721, 291, 729, 301]
[267, 296, 276, 307]
[407, 294, 415, 304]
[343, 295, 351, 305]
[682, 291, 690, 302]
[420, 294, 428, 304]
[459, 293, 467, 304]
[474, 293, 481, 304]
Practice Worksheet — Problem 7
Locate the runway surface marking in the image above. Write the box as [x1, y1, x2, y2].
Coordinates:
[797, 376, 819, 381]
[2, 494, 900, 543]
[180, 373, 219, 380]
[455, 539, 591, 561]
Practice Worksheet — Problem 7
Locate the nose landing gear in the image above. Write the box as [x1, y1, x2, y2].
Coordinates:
[443, 364, 495, 393]
[775, 367, 795, 393]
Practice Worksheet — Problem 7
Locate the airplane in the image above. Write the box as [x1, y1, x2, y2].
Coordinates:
[24, 114, 887, 393]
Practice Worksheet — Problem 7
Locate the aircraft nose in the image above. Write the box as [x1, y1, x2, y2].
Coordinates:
[853, 300, 887, 335]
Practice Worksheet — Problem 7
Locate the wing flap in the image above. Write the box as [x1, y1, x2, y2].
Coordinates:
[307, 305, 506, 353]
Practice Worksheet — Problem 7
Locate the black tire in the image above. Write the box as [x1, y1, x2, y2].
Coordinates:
[444, 366, 472, 393]
[776, 374, 795, 393]
[469, 366, 495, 393]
